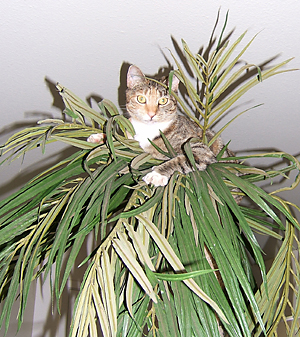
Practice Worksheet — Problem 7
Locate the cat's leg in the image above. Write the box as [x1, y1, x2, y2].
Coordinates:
[144, 144, 216, 186]
[87, 133, 106, 144]
[143, 170, 169, 186]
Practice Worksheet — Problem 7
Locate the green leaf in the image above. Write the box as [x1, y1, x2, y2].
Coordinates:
[57, 83, 107, 126]
[109, 186, 164, 222]
[153, 269, 217, 281]
[106, 117, 117, 161]
[63, 107, 79, 119]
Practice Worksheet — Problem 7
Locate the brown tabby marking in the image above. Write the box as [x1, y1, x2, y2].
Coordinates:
[126, 65, 233, 186]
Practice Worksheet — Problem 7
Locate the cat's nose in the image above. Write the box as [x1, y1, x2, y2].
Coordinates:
[147, 111, 156, 119]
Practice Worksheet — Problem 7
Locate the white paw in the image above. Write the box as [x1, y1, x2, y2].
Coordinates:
[143, 170, 169, 187]
[87, 133, 105, 144]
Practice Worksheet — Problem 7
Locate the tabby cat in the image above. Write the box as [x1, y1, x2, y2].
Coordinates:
[88, 65, 233, 185]
[125, 65, 233, 186]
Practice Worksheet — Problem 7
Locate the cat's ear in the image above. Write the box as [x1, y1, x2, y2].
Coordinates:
[127, 65, 146, 88]
[169, 74, 180, 92]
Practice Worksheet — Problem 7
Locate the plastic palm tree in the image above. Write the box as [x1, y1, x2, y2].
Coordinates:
[0, 18, 299, 337]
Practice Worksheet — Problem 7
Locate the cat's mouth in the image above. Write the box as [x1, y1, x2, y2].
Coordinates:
[144, 117, 159, 123]
[137, 115, 158, 123]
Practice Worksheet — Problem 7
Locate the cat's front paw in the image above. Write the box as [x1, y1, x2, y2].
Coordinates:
[87, 133, 106, 144]
[143, 170, 169, 187]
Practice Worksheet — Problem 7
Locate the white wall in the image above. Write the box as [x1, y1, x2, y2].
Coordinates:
[1, 0, 300, 195]
[1, 0, 300, 335]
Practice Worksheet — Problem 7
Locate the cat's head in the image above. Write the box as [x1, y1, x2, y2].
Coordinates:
[126, 65, 179, 123]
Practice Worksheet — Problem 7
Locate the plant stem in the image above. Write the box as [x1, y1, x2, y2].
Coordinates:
[202, 62, 211, 144]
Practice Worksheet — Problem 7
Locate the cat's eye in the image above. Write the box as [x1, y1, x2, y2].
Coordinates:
[158, 97, 168, 105]
[137, 95, 146, 104]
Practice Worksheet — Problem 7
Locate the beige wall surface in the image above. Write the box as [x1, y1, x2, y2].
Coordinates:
[0, 0, 300, 335]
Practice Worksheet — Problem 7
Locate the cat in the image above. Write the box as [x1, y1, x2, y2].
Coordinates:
[125, 65, 234, 186]
[88, 65, 234, 186]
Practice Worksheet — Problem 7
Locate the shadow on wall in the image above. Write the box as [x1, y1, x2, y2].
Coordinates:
[0, 7, 290, 202]
[0, 146, 78, 200]
[0, 13, 299, 335]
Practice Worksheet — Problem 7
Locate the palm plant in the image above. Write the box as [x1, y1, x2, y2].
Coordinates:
[0, 18, 299, 337]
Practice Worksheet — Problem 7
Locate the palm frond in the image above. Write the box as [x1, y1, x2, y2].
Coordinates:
[172, 32, 296, 143]
[0, 17, 299, 337]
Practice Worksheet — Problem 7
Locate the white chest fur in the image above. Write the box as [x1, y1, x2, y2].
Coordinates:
[131, 118, 173, 150]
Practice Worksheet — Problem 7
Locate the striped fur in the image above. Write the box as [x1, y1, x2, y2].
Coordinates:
[126, 65, 232, 186]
